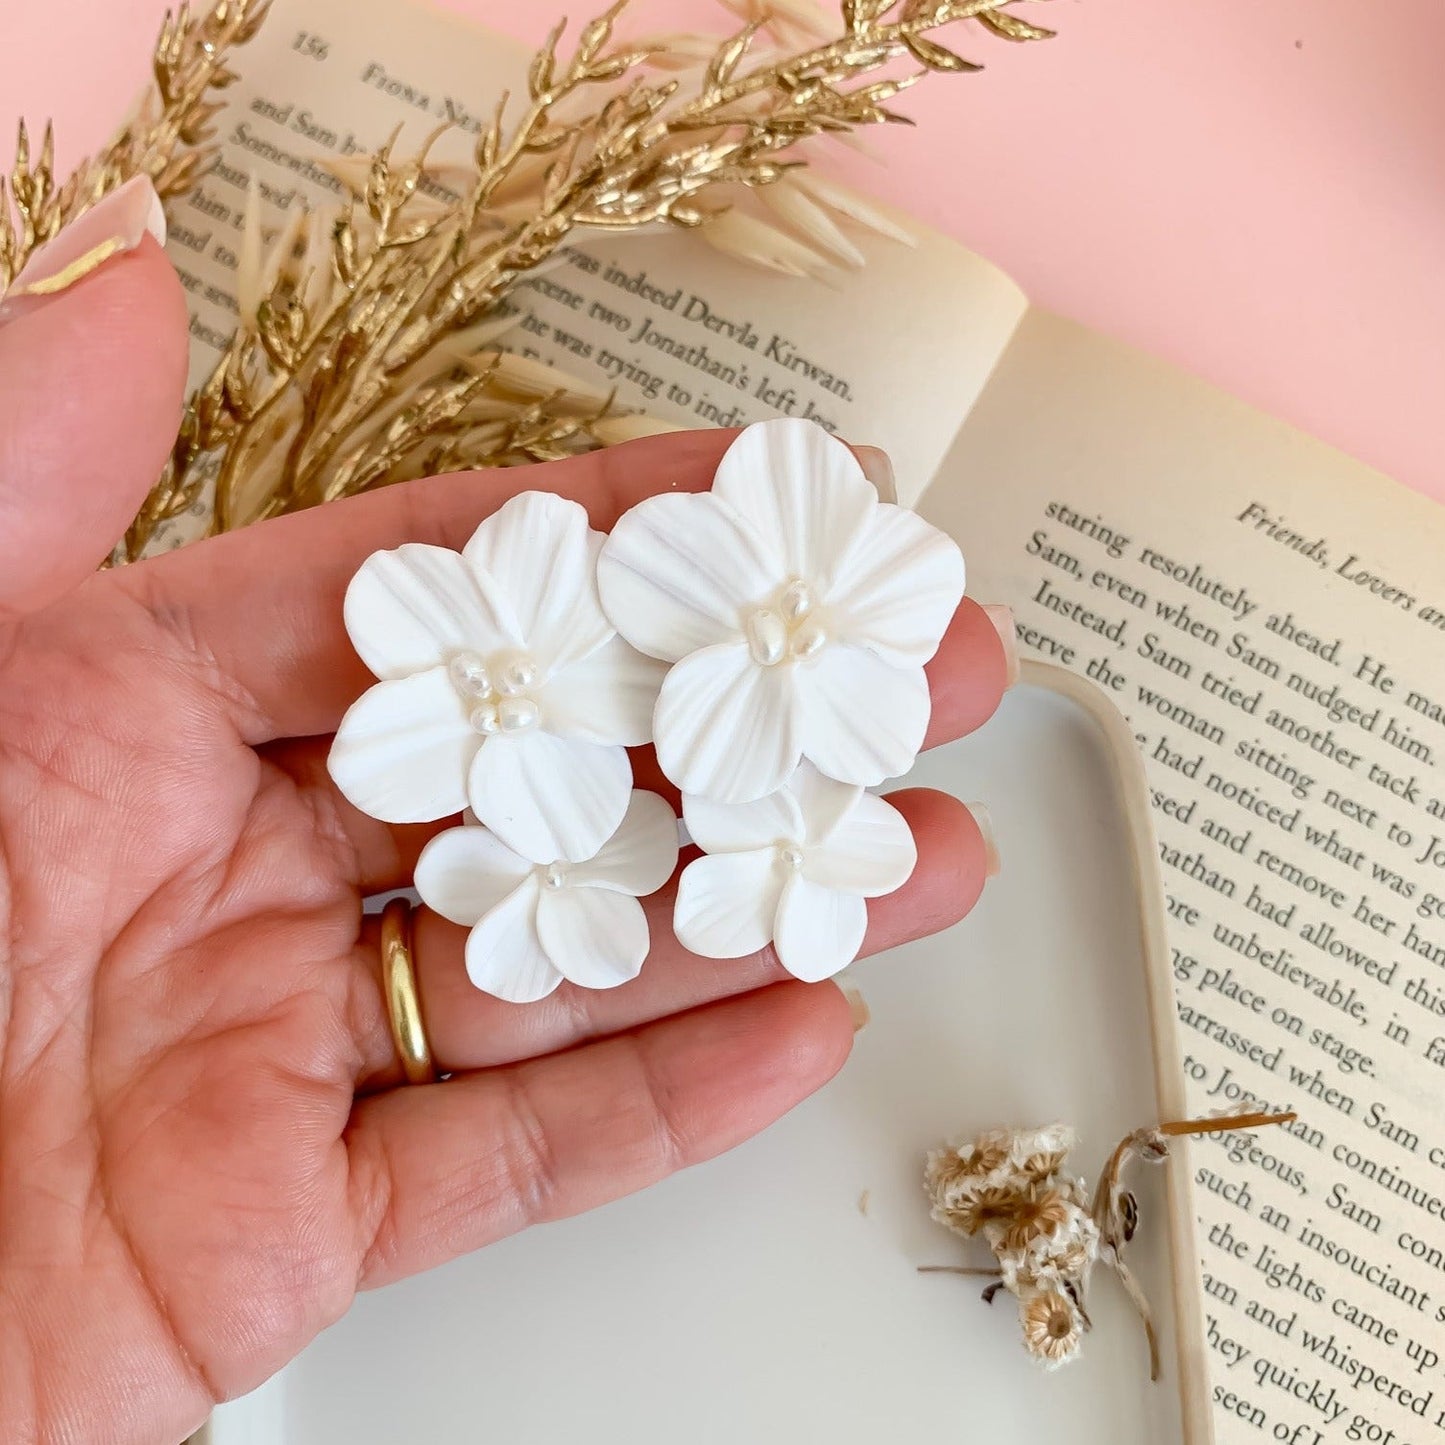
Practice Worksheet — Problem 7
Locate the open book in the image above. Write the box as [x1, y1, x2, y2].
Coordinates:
[171, 2, 1443, 1441]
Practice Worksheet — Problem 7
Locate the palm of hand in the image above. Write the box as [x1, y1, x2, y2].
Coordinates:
[0, 244, 1003, 1445]
[0, 587, 371, 1431]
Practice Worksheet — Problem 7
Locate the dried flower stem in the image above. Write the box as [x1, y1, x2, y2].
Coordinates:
[923, 1109, 1296, 1378]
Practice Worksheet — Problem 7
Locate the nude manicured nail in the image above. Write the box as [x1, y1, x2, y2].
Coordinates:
[853, 445, 897, 504]
[966, 802, 1001, 878]
[842, 985, 871, 1033]
[983, 604, 1022, 688]
[0, 175, 166, 320]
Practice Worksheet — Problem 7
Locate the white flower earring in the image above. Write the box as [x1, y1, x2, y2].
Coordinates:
[330, 419, 960, 1004]
[328, 491, 665, 862]
[416, 792, 680, 1003]
[597, 418, 965, 804]
[674, 762, 917, 981]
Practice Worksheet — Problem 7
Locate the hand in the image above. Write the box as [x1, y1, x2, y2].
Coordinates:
[0, 224, 1010, 1445]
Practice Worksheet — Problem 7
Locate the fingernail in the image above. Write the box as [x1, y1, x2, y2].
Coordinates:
[842, 985, 871, 1033]
[983, 604, 1022, 688]
[853, 445, 897, 504]
[0, 175, 166, 320]
[966, 802, 1001, 878]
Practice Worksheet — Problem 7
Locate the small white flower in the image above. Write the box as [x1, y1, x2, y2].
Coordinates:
[328, 492, 666, 862]
[673, 761, 916, 982]
[597, 418, 965, 804]
[415, 791, 680, 1004]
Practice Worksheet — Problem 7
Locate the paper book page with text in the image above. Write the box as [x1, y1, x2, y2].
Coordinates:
[926, 310, 1445, 1445]
[157, 0, 1026, 546]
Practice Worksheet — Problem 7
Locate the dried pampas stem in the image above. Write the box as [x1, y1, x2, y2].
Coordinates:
[94, 0, 1056, 560]
[1, 1, 270, 294]
[923, 1109, 1297, 1378]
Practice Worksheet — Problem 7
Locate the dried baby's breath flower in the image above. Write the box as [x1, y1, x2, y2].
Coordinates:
[990, 1181, 1080, 1255]
[923, 1110, 1296, 1379]
[1019, 1288, 1083, 1368]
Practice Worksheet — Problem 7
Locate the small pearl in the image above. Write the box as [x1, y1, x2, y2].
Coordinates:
[746, 609, 788, 667]
[497, 655, 539, 697]
[449, 653, 491, 698]
[543, 863, 568, 891]
[498, 697, 541, 733]
[790, 624, 827, 661]
[470, 702, 500, 735]
[778, 845, 805, 871]
[780, 580, 814, 622]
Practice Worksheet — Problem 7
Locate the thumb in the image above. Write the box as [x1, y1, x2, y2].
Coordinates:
[0, 175, 190, 616]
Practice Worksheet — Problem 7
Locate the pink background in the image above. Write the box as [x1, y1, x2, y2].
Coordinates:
[5, 0, 1443, 501]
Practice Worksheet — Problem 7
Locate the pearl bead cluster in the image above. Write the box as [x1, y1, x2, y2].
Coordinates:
[744, 579, 829, 668]
[448, 650, 543, 736]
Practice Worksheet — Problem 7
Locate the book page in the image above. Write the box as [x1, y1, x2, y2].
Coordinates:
[929, 311, 1444, 1445]
[157, 0, 1026, 545]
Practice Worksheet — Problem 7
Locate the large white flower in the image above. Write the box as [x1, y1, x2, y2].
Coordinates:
[674, 762, 916, 982]
[328, 492, 666, 862]
[597, 418, 965, 804]
[416, 791, 680, 1003]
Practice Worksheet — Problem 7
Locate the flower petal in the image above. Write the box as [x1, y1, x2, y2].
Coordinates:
[344, 544, 520, 681]
[571, 791, 679, 896]
[710, 418, 874, 593]
[597, 492, 779, 662]
[805, 792, 917, 898]
[673, 850, 785, 959]
[774, 875, 868, 982]
[414, 824, 533, 927]
[468, 728, 632, 864]
[328, 668, 477, 824]
[536, 887, 649, 991]
[465, 877, 562, 1003]
[542, 635, 668, 747]
[797, 648, 930, 787]
[655, 643, 801, 803]
[826, 502, 966, 666]
[787, 761, 863, 846]
[681, 788, 803, 857]
[462, 492, 612, 671]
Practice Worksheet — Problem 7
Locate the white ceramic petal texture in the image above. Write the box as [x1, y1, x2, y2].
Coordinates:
[536, 887, 649, 991]
[786, 761, 863, 846]
[774, 875, 868, 982]
[570, 791, 679, 896]
[344, 543, 520, 681]
[468, 728, 632, 864]
[796, 647, 930, 787]
[681, 787, 803, 857]
[465, 877, 563, 1003]
[542, 635, 668, 747]
[673, 850, 785, 960]
[597, 492, 780, 662]
[414, 824, 533, 927]
[710, 419, 874, 593]
[328, 668, 477, 824]
[826, 501, 966, 667]
[804, 791, 918, 898]
[654, 643, 802, 804]
[462, 492, 612, 671]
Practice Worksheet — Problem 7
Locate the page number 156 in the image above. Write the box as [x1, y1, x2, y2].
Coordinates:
[293, 31, 330, 60]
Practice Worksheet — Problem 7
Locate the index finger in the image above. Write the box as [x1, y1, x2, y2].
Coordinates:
[114, 431, 1010, 743]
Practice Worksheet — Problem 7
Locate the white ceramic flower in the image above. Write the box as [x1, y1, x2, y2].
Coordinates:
[597, 417, 965, 804]
[674, 762, 916, 982]
[328, 492, 666, 862]
[415, 791, 680, 1003]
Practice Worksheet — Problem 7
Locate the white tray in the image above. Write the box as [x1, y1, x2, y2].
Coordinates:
[205, 662, 1211, 1445]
